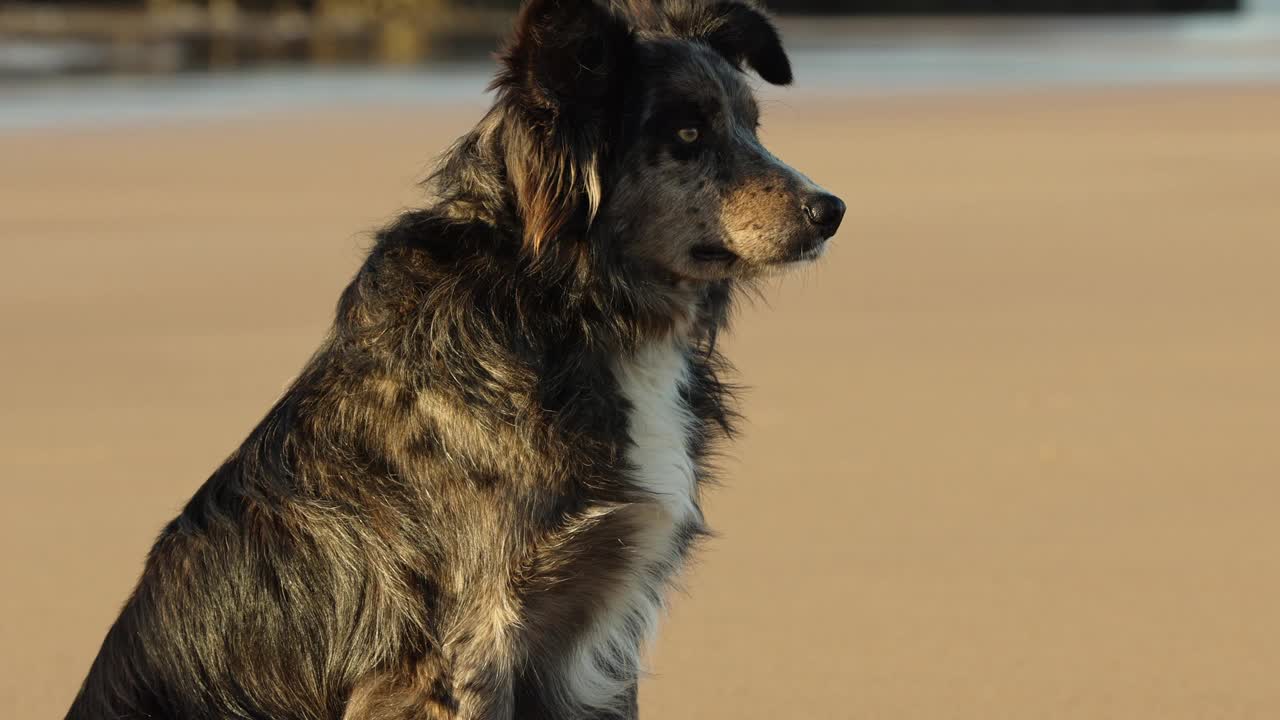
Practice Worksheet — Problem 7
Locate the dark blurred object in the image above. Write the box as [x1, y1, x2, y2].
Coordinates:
[0, 0, 1243, 79]
[0, 1, 509, 75]
[772, 0, 1237, 11]
[424, 0, 1241, 11]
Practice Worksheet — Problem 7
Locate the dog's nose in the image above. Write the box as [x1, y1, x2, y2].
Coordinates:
[803, 193, 846, 235]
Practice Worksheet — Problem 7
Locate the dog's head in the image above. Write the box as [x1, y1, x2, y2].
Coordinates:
[492, 0, 844, 281]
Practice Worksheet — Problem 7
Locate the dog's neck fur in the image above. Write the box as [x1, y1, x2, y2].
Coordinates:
[423, 133, 731, 352]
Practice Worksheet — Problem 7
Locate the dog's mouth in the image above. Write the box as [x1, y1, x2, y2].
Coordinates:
[779, 237, 828, 264]
[791, 239, 827, 262]
[689, 244, 738, 264]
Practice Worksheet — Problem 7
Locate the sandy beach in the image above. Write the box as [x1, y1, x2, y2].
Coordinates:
[3, 82, 1279, 718]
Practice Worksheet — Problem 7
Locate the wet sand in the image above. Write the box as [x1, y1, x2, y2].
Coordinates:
[3, 84, 1279, 718]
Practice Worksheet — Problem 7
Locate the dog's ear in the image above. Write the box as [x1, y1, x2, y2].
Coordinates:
[701, 1, 792, 86]
[495, 0, 632, 252]
[498, 0, 630, 109]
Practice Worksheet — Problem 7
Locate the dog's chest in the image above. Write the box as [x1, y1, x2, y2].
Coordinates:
[613, 337, 700, 531]
[551, 336, 702, 712]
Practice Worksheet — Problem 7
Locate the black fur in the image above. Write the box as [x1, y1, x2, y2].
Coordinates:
[64, 2, 830, 719]
[695, 1, 794, 85]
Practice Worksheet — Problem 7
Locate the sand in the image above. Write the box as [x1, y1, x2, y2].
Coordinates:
[3, 84, 1279, 719]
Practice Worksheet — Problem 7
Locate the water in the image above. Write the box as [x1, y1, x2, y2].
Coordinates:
[1, 14, 1278, 131]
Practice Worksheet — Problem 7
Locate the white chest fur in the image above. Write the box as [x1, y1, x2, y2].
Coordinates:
[555, 334, 701, 714]
[614, 336, 700, 528]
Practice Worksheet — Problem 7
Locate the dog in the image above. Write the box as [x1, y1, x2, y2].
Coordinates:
[65, 1, 844, 718]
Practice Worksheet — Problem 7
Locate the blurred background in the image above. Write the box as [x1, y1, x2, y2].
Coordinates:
[2, 0, 1279, 718]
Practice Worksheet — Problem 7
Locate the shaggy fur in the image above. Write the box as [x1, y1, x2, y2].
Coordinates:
[65, 1, 844, 719]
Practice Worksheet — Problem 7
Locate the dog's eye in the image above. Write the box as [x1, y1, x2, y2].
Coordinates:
[676, 128, 699, 144]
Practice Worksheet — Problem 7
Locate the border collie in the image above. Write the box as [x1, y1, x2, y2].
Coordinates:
[66, 1, 844, 718]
